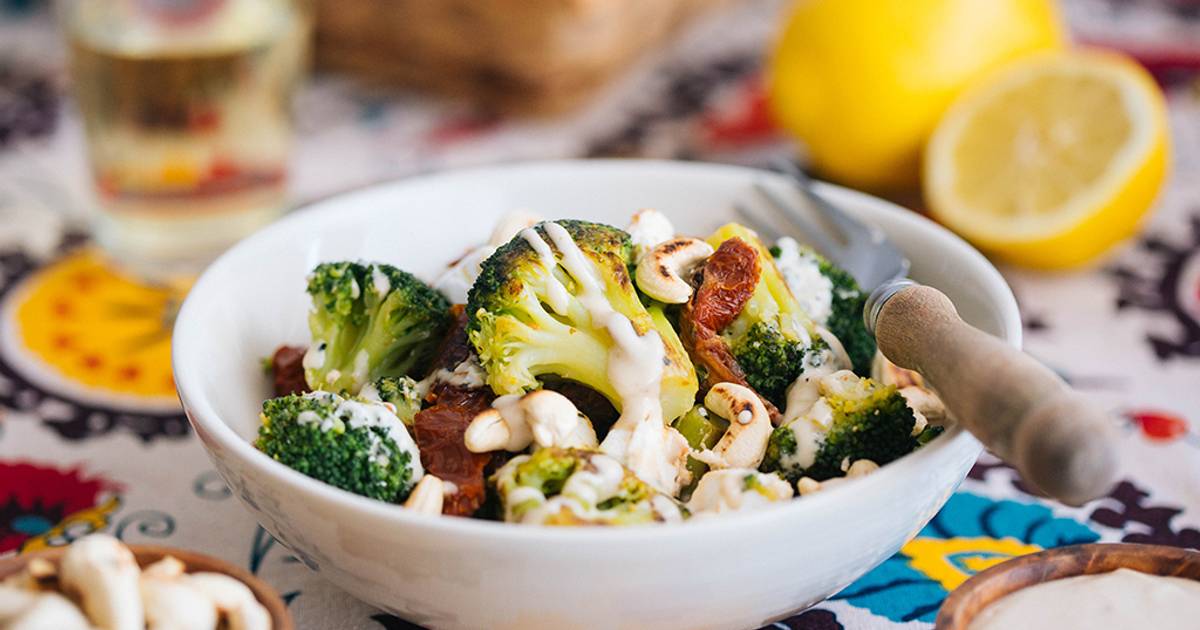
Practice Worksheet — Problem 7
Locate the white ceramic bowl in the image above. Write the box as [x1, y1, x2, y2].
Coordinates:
[174, 160, 1019, 630]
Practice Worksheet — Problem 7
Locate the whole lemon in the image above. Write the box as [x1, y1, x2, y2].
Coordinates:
[767, 0, 1065, 191]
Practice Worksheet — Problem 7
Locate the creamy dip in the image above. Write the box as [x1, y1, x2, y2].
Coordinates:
[969, 568, 1200, 630]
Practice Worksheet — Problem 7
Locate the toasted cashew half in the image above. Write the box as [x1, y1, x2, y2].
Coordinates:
[900, 385, 947, 432]
[464, 390, 598, 453]
[635, 238, 714, 304]
[140, 565, 218, 630]
[404, 474, 445, 515]
[187, 573, 270, 630]
[59, 533, 144, 630]
[691, 383, 773, 470]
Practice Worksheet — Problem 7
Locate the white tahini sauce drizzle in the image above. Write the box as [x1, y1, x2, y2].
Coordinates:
[302, 342, 326, 371]
[969, 568, 1200, 630]
[432, 356, 486, 389]
[300, 391, 424, 480]
[371, 266, 391, 295]
[780, 346, 839, 426]
[520, 223, 688, 494]
[773, 237, 833, 325]
[521, 228, 572, 315]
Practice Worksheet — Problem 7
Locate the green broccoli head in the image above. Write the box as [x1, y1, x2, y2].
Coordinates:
[491, 447, 683, 525]
[305, 261, 450, 395]
[467, 220, 698, 423]
[256, 391, 422, 502]
[364, 375, 424, 426]
[730, 322, 836, 408]
[761, 371, 918, 482]
[706, 223, 818, 407]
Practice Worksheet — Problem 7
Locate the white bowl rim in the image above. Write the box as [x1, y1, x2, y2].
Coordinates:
[174, 158, 1017, 542]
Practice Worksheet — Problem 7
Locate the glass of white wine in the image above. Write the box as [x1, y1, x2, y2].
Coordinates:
[60, 0, 312, 281]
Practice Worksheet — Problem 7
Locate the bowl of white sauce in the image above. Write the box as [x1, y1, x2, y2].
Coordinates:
[936, 542, 1200, 630]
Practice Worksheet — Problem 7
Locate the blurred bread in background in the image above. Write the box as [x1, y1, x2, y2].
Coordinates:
[314, 0, 729, 114]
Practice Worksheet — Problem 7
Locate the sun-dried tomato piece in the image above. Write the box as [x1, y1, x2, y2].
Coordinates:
[413, 385, 495, 517]
[270, 345, 309, 397]
[680, 237, 781, 419]
[427, 304, 474, 381]
[412, 304, 497, 516]
[689, 238, 760, 331]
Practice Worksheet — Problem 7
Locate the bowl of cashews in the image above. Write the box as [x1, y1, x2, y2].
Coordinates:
[174, 160, 1020, 629]
[0, 534, 291, 629]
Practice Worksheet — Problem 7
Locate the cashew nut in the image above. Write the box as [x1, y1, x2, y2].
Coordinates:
[59, 533, 144, 630]
[140, 567, 218, 630]
[797, 459, 879, 497]
[187, 573, 271, 630]
[634, 238, 714, 304]
[464, 390, 597, 453]
[691, 383, 773, 470]
[687, 469, 793, 515]
[403, 474, 445, 515]
[899, 385, 947, 430]
[795, 477, 823, 496]
[845, 459, 880, 477]
[871, 353, 925, 389]
[0, 589, 93, 630]
[626, 208, 676, 261]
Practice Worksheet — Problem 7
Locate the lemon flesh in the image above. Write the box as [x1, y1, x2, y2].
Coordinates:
[924, 51, 1170, 269]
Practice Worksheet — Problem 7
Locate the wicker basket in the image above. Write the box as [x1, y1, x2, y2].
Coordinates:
[314, 0, 729, 114]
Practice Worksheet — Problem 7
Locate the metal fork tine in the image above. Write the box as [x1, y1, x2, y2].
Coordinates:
[775, 163, 871, 245]
[750, 181, 841, 257]
[733, 203, 782, 240]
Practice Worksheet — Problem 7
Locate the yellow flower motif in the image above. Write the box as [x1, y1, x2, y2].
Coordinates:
[8, 248, 189, 402]
[21, 496, 121, 553]
[902, 536, 1042, 591]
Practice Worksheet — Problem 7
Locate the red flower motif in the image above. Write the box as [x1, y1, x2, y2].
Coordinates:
[1127, 410, 1190, 442]
[0, 462, 120, 553]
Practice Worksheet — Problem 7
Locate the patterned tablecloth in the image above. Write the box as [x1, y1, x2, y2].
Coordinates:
[1, 1, 1198, 628]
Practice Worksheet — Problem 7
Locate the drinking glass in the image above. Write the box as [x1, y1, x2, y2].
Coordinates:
[60, 0, 312, 280]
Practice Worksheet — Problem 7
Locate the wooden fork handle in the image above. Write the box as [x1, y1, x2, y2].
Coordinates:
[872, 284, 1118, 506]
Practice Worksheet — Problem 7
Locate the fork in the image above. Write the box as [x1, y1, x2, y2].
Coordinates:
[736, 164, 1117, 507]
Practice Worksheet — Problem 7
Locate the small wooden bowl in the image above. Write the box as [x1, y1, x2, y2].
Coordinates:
[936, 543, 1200, 629]
[0, 544, 293, 630]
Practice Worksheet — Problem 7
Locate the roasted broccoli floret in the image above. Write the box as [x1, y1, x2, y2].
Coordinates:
[706, 223, 818, 407]
[491, 448, 683, 525]
[467, 220, 698, 423]
[362, 375, 424, 426]
[772, 238, 875, 376]
[256, 391, 422, 502]
[761, 371, 918, 482]
[304, 261, 450, 395]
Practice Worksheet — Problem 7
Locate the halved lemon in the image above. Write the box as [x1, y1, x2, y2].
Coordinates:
[924, 51, 1170, 269]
